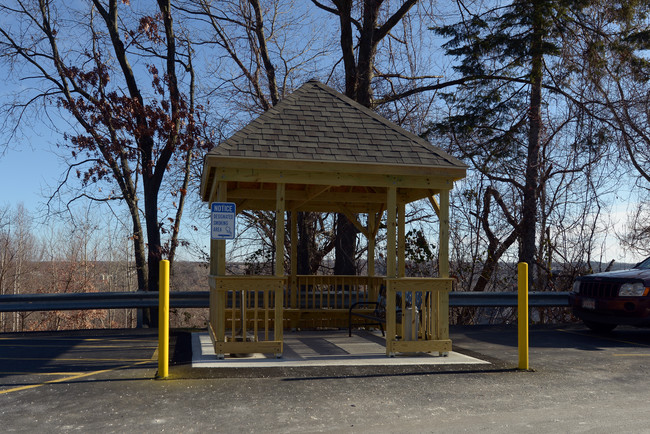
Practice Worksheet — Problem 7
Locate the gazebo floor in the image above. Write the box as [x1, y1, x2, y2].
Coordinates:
[190, 329, 488, 371]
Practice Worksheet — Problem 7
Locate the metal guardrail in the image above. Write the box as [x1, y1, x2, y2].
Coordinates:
[0, 291, 209, 312]
[0, 291, 570, 312]
[450, 291, 570, 307]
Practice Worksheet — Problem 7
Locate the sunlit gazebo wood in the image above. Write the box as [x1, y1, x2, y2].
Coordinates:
[200, 80, 467, 358]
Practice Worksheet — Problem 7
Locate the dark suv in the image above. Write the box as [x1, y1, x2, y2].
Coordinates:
[570, 258, 650, 332]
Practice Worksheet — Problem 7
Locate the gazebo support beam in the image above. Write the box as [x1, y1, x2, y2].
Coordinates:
[213, 181, 227, 276]
[275, 183, 285, 277]
[213, 166, 455, 190]
[386, 186, 397, 278]
[371, 207, 384, 238]
[367, 212, 376, 277]
[428, 192, 441, 217]
[437, 189, 451, 345]
[210, 181, 228, 348]
[439, 189, 450, 278]
[290, 210, 298, 327]
[275, 183, 286, 344]
[290, 185, 332, 211]
[340, 205, 370, 237]
[398, 202, 406, 278]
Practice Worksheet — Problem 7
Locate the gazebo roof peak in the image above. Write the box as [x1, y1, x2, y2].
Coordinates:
[209, 79, 467, 169]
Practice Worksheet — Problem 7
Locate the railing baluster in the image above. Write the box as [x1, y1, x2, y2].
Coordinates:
[347, 277, 351, 309]
[410, 291, 416, 341]
[230, 291, 235, 341]
[253, 290, 259, 341]
[242, 290, 248, 338]
[326, 276, 331, 309]
[264, 289, 269, 341]
[298, 276, 302, 309]
[337, 276, 341, 309]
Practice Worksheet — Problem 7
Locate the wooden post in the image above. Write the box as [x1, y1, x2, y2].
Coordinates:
[437, 189, 450, 347]
[275, 183, 285, 345]
[211, 182, 227, 354]
[275, 183, 285, 277]
[287, 210, 299, 329]
[367, 212, 376, 301]
[398, 202, 406, 278]
[367, 212, 376, 278]
[387, 186, 397, 278]
[386, 187, 397, 356]
[439, 189, 450, 278]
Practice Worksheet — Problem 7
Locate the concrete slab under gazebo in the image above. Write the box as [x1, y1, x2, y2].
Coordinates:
[200, 79, 467, 358]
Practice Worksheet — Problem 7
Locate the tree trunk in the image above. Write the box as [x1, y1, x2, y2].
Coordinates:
[520, 3, 544, 287]
[297, 212, 315, 275]
[125, 197, 147, 294]
[474, 188, 519, 293]
[169, 36, 196, 272]
[336, 0, 357, 98]
[355, 0, 380, 106]
[142, 178, 162, 327]
[334, 1, 378, 276]
[334, 213, 358, 275]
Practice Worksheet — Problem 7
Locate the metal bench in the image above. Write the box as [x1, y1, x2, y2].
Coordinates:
[348, 301, 386, 337]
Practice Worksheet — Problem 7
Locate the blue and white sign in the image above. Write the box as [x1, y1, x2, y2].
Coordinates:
[211, 202, 236, 240]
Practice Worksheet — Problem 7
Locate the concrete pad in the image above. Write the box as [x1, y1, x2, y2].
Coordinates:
[191, 330, 489, 369]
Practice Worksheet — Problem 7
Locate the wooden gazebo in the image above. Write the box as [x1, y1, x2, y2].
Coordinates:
[200, 80, 467, 358]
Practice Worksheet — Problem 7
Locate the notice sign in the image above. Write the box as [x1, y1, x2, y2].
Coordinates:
[211, 202, 236, 240]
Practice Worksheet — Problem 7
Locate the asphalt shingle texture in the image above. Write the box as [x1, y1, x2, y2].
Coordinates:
[209, 80, 465, 169]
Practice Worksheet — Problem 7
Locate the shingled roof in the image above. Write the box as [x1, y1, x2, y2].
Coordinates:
[208, 79, 466, 169]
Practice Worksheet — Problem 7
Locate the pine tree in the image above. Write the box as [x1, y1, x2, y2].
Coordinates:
[432, 0, 594, 286]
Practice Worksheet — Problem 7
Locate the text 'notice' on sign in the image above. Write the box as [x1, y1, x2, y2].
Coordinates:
[211, 202, 236, 240]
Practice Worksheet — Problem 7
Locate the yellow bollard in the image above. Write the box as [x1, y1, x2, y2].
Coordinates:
[518, 262, 529, 370]
[157, 260, 170, 379]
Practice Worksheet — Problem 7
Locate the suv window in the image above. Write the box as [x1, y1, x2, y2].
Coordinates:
[634, 258, 650, 269]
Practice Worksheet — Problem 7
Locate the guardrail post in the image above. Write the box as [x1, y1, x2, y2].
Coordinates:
[157, 260, 170, 379]
[518, 262, 529, 370]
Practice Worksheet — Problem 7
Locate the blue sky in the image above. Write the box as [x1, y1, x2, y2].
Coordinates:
[0, 49, 63, 219]
[0, 142, 60, 218]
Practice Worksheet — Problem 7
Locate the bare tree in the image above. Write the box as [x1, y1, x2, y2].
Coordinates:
[0, 204, 40, 331]
[312, 0, 444, 274]
[573, 5, 650, 257]
[0, 1, 213, 325]
[177, 0, 340, 274]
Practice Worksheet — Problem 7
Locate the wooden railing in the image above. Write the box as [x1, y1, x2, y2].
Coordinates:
[289, 275, 384, 309]
[207, 275, 452, 357]
[385, 278, 453, 356]
[285, 275, 384, 329]
[209, 275, 285, 358]
[209, 275, 385, 339]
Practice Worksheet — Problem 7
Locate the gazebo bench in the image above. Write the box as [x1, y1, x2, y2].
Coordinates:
[348, 290, 415, 338]
[348, 301, 386, 337]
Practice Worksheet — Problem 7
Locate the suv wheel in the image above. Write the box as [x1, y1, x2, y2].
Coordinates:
[583, 320, 617, 333]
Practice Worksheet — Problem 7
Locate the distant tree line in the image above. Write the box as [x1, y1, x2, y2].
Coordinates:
[0, 203, 210, 332]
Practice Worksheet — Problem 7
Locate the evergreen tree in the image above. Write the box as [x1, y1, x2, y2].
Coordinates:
[432, 0, 596, 286]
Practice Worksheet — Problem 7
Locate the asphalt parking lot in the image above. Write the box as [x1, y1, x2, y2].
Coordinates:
[1, 324, 649, 432]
